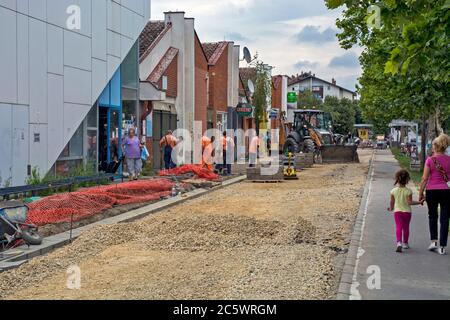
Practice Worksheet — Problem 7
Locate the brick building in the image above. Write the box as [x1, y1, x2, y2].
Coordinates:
[138, 12, 243, 169]
[270, 75, 288, 129]
[239, 67, 257, 132]
[195, 35, 210, 133]
[202, 42, 240, 132]
[139, 12, 198, 169]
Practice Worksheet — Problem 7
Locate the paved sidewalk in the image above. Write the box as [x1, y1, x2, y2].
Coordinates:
[351, 150, 450, 300]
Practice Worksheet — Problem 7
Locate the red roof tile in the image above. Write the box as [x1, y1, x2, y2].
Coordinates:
[201, 42, 229, 65]
[139, 21, 172, 61]
[147, 47, 179, 87]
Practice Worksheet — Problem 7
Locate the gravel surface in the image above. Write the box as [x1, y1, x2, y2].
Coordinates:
[0, 150, 372, 300]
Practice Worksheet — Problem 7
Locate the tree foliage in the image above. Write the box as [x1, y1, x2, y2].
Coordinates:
[251, 59, 273, 134]
[297, 91, 323, 109]
[323, 96, 358, 135]
[325, 0, 450, 135]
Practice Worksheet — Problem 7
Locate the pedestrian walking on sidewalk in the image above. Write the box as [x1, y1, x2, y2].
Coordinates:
[121, 128, 144, 181]
[419, 134, 450, 255]
[388, 170, 424, 253]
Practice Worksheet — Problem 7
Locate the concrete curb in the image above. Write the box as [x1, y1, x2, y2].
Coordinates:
[0, 175, 247, 271]
[336, 151, 375, 300]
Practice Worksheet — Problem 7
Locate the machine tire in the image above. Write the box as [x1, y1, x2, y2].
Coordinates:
[21, 229, 43, 246]
[302, 139, 316, 154]
[284, 138, 300, 155]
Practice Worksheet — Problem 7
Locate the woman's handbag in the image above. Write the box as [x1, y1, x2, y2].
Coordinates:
[431, 157, 450, 188]
[141, 146, 150, 161]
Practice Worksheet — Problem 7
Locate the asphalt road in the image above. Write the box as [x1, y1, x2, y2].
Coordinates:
[353, 150, 450, 300]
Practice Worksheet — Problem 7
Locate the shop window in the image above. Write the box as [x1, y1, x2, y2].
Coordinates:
[121, 41, 139, 90]
[217, 112, 228, 133]
[59, 123, 84, 159]
[122, 100, 138, 135]
[87, 105, 98, 128]
[110, 69, 121, 107]
[55, 159, 83, 177]
[55, 123, 85, 177]
[87, 129, 98, 165]
[207, 109, 214, 130]
[70, 125, 84, 157]
[121, 42, 139, 136]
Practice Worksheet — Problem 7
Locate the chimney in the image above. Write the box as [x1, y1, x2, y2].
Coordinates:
[332, 78, 337, 85]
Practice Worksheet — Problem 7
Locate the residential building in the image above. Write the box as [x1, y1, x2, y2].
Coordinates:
[239, 65, 275, 132]
[138, 12, 243, 169]
[0, 0, 150, 186]
[288, 72, 356, 102]
[139, 11, 211, 169]
[271, 75, 288, 129]
[239, 67, 257, 132]
[202, 41, 240, 132]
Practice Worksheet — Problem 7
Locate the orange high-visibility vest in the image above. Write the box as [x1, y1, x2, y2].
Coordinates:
[249, 136, 260, 154]
[221, 137, 234, 151]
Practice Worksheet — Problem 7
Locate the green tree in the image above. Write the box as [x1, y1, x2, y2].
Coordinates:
[326, 0, 450, 164]
[297, 91, 323, 110]
[323, 96, 357, 135]
[251, 60, 272, 135]
[353, 100, 364, 125]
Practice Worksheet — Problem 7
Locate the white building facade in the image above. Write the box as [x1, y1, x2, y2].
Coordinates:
[139, 12, 196, 136]
[0, 0, 150, 186]
[288, 74, 356, 102]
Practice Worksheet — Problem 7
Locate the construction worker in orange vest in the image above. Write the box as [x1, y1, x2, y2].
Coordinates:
[221, 131, 235, 176]
[249, 135, 260, 168]
[201, 135, 215, 171]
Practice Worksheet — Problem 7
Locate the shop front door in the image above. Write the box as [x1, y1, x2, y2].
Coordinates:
[98, 106, 122, 172]
[152, 110, 177, 170]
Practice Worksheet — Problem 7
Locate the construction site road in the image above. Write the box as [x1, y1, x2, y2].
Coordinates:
[0, 150, 373, 300]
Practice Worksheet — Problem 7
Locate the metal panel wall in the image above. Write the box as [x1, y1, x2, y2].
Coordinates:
[12, 105, 29, 186]
[0, 104, 13, 186]
[0, 0, 151, 185]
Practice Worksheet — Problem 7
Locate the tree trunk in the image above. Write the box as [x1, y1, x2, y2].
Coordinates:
[421, 115, 427, 171]
[434, 107, 443, 137]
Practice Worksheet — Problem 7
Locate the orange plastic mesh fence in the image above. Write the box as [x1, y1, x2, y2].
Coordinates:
[27, 179, 175, 226]
[159, 165, 219, 181]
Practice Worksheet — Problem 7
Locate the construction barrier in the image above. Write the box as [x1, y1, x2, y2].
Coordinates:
[159, 165, 219, 181]
[26, 179, 175, 226]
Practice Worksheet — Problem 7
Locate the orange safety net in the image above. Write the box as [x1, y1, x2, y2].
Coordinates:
[159, 165, 219, 181]
[27, 179, 175, 226]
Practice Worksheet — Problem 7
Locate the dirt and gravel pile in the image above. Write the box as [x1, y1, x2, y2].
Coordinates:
[0, 150, 372, 300]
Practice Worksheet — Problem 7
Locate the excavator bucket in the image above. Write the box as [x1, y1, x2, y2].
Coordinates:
[321, 145, 359, 163]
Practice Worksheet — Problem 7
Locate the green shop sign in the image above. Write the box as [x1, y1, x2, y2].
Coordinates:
[287, 92, 297, 103]
[236, 103, 254, 117]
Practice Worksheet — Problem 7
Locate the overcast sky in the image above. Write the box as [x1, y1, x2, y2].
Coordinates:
[151, 0, 362, 91]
